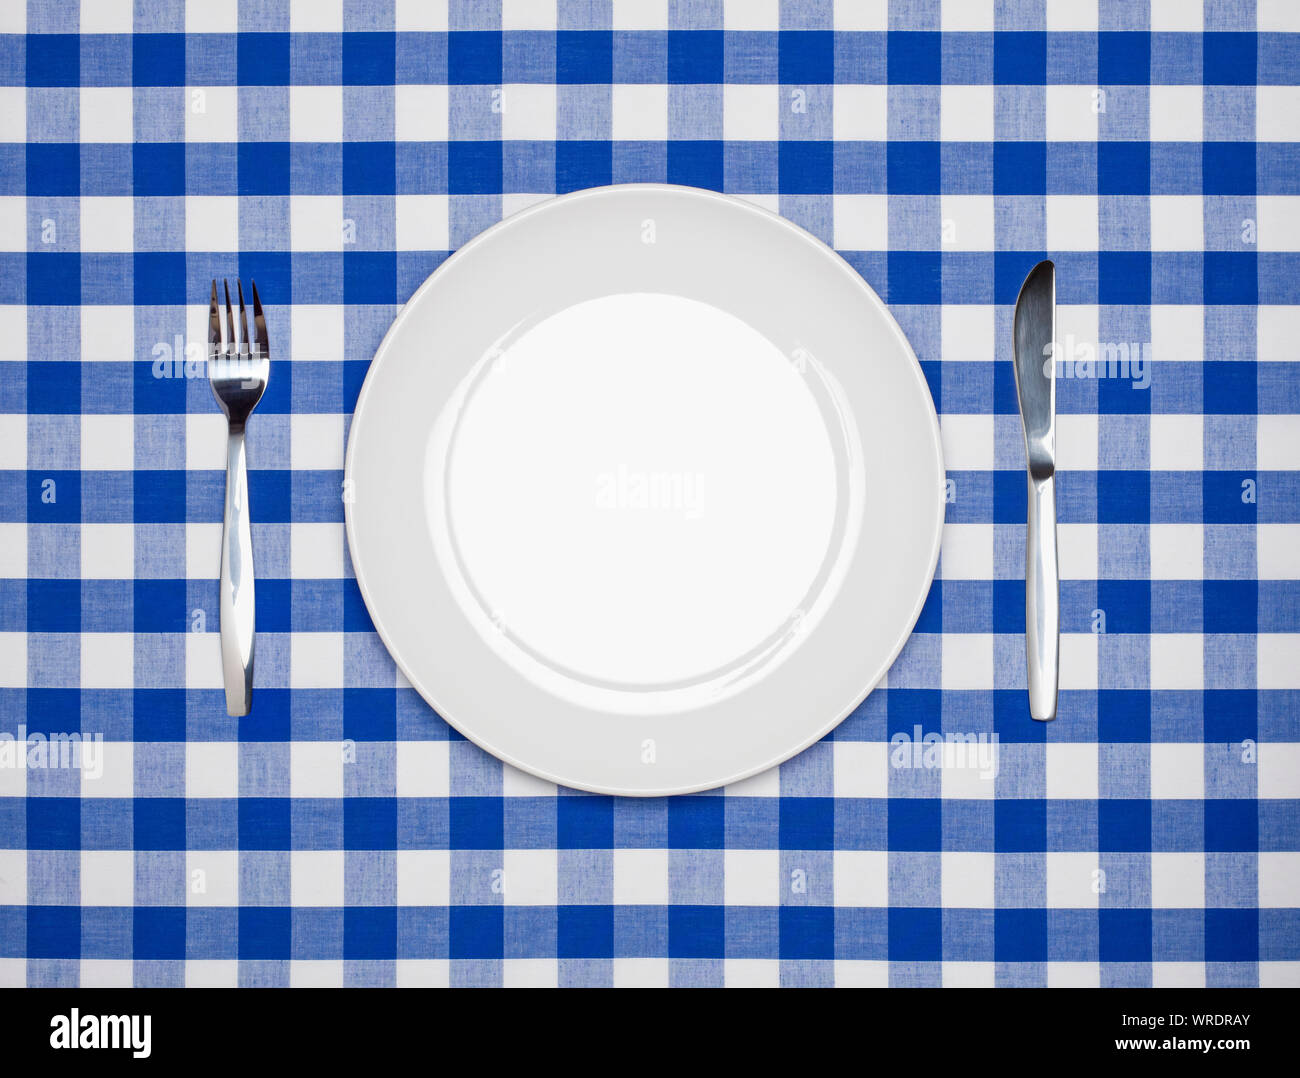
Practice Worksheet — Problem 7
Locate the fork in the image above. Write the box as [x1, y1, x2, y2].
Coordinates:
[208, 279, 269, 717]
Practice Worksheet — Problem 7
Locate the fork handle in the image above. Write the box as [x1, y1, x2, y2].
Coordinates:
[220, 426, 255, 716]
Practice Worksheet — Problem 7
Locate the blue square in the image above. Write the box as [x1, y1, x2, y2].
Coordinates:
[557, 797, 614, 849]
[27, 579, 80, 631]
[1205, 800, 1256, 852]
[915, 579, 943, 632]
[994, 31, 1046, 84]
[888, 32, 940, 85]
[1099, 580, 1150, 634]
[26, 34, 79, 87]
[1099, 798, 1149, 852]
[237, 31, 289, 85]
[668, 30, 722, 83]
[342, 140, 395, 195]
[1205, 908, 1257, 961]
[26, 144, 79, 196]
[889, 141, 940, 194]
[1098, 251, 1151, 304]
[1098, 31, 1150, 84]
[343, 687, 396, 741]
[450, 796, 504, 848]
[133, 33, 185, 86]
[558, 30, 613, 83]
[239, 797, 291, 849]
[888, 906, 941, 961]
[995, 799, 1045, 852]
[557, 141, 612, 192]
[1098, 142, 1149, 195]
[666, 141, 722, 190]
[995, 908, 1047, 962]
[135, 798, 185, 850]
[1098, 689, 1151, 743]
[1203, 142, 1254, 195]
[27, 361, 80, 416]
[26, 690, 80, 734]
[1099, 908, 1151, 962]
[1203, 252, 1257, 305]
[240, 907, 291, 960]
[27, 906, 80, 959]
[780, 906, 834, 960]
[779, 797, 835, 851]
[668, 905, 724, 958]
[343, 251, 396, 304]
[1204, 580, 1256, 633]
[134, 906, 185, 960]
[1097, 470, 1149, 522]
[134, 252, 187, 304]
[27, 797, 80, 850]
[779, 141, 832, 193]
[133, 578, 185, 633]
[993, 142, 1044, 195]
[1204, 690, 1255, 743]
[343, 31, 396, 85]
[237, 142, 290, 195]
[668, 796, 725, 848]
[558, 905, 614, 958]
[1202, 360, 1256, 414]
[134, 689, 185, 741]
[888, 798, 941, 851]
[344, 797, 397, 849]
[448, 31, 502, 84]
[449, 142, 502, 194]
[134, 142, 185, 196]
[344, 907, 397, 960]
[780, 30, 834, 84]
[133, 469, 186, 524]
[888, 252, 941, 304]
[1203, 32, 1256, 86]
[449, 906, 503, 959]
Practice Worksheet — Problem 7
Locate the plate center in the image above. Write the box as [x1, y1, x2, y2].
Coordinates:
[438, 292, 840, 692]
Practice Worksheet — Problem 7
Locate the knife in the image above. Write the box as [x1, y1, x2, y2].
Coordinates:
[1012, 260, 1059, 721]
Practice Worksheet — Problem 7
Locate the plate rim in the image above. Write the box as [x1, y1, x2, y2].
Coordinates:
[344, 182, 945, 796]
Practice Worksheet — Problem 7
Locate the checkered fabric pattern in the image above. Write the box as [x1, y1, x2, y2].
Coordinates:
[0, 0, 1297, 989]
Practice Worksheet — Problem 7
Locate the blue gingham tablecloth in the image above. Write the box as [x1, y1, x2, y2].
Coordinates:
[0, 0, 1297, 989]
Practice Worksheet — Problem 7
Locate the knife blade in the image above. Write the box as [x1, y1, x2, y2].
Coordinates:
[1012, 260, 1059, 721]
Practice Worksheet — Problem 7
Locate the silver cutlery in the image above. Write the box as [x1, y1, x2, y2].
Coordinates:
[208, 279, 269, 717]
[1012, 260, 1059, 721]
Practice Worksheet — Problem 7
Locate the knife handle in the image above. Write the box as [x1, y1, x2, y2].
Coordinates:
[1026, 473, 1059, 721]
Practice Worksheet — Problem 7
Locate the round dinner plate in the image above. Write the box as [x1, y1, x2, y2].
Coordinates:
[345, 184, 944, 796]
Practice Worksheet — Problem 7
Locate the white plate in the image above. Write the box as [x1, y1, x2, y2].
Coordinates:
[345, 184, 944, 796]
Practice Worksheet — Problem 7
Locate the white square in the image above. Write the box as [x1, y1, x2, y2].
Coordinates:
[395, 960, 450, 987]
[1151, 852, 1206, 908]
[290, 305, 344, 363]
[396, 740, 450, 798]
[940, 523, 993, 579]
[0, 523, 24, 578]
[942, 962, 995, 988]
[1150, 635, 1203, 692]
[1045, 0, 1097, 31]
[500, 84, 556, 141]
[1149, 304, 1203, 364]
[81, 306, 134, 363]
[81, 851, 133, 906]
[503, 0, 557, 29]
[1149, 414, 1203, 471]
[289, 86, 343, 143]
[723, 0, 777, 29]
[611, 84, 668, 142]
[185, 86, 238, 142]
[80, 523, 133, 579]
[613, 958, 669, 987]
[1259, 0, 1300, 31]
[80, 414, 133, 471]
[1259, 525, 1300, 579]
[83, 740, 133, 798]
[0, 198, 23, 252]
[1060, 632, 1099, 691]
[724, 959, 779, 987]
[79, 197, 133, 252]
[290, 0, 342, 31]
[501, 762, 554, 797]
[941, 305, 994, 362]
[613, 848, 668, 905]
[833, 85, 886, 142]
[0, 850, 25, 905]
[1258, 305, 1300, 362]
[940, 85, 994, 143]
[394, 0, 448, 31]
[185, 0, 238, 33]
[81, 633, 133, 690]
[397, 850, 451, 906]
[612, 0, 667, 30]
[724, 850, 778, 906]
[941, 743, 997, 799]
[395, 195, 450, 252]
[185, 522, 220, 582]
[1046, 85, 1099, 142]
[290, 522, 344, 579]
[1153, 962, 1206, 988]
[940, 195, 994, 251]
[1047, 852, 1101, 909]
[833, 0, 886, 30]
[289, 414, 344, 472]
[290, 739, 344, 797]
[1149, 0, 1202, 31]
[79, 88, 132, 143]
[940, 413, 994, 471]
[185, 196, 238, 252]
[940, 0, 993, 30]
[79, 960, 133, 987]
[833, 850, 887, 907]
[291, 850, 344, 906]
[1046, 195, 1098, 251]
[833, 194, 887, 250]
[723, 84, 778, 142]
[1260, 852, 1300, 906]
[1048, 963, 1100, 988]
[1150, 195, 1204, 252]
[503, 959, 558, 988]
[1257, 87, 1300, 142]
[1058, 523, 1098, 580]
[1150, 741, 1205, 800]
[186, 741, 238, 798]
[1149, 522, 1203, 580]
[186, 851, 239, 906]
[941, 851, 994, 908]
[1263, 732, 1292, 801]
[836, 960, 889, 987]
[942, 634, 991, 690]
[291, 196, 345, 253]
[394, 85, 449, 142]
[1258, 197, 1300, 252]
[1046, 742, 1098, 800]
[185, 413, 227, 472]
[0, 88, 22, 142]
[833, 740, 888, 798]
[186, 631, 223, 691]
[503, 850, 558, 905]
[186, 961, 238, 987]
[1259, 635, 1300, 689]
[290, 961, 343, 988]
[0, 308, 25, 362]
[80, 0, 132, 32]
[1150, 85, 1203, 142]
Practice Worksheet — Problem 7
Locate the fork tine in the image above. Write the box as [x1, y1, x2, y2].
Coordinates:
[250, 280, 268, 357]
[223, 279, 236, 357]
[236, 280, 250, 355]
[208, 280, 222, 354]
